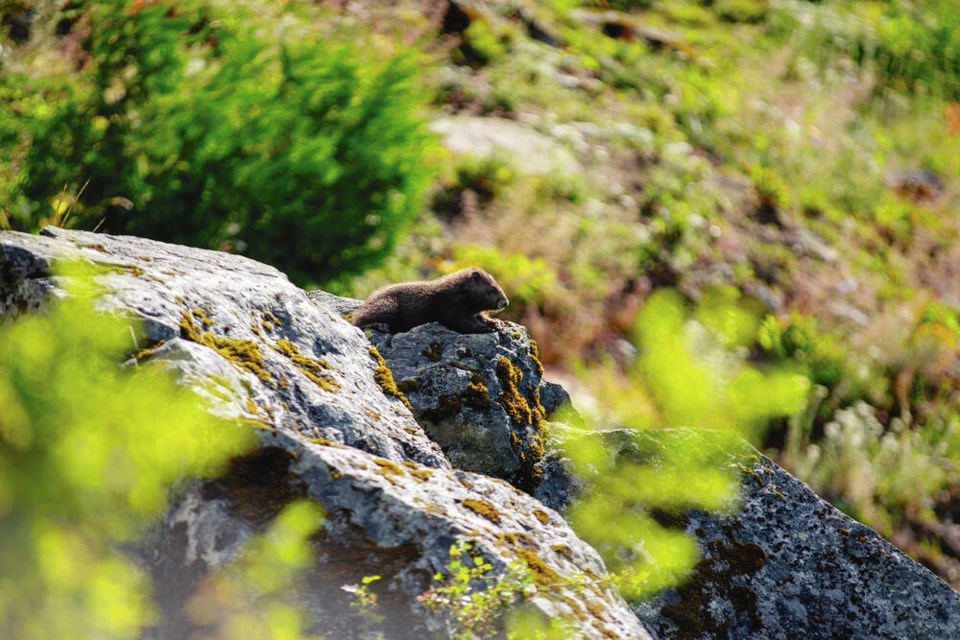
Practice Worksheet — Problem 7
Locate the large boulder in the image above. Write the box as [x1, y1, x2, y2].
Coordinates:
[0, 227, 648, 640]
[561, 427, 960, 639]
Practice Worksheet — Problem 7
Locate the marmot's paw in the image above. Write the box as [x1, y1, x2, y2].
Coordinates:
[365, 322, 391, 333]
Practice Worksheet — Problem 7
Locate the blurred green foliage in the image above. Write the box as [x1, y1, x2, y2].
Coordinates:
[185, 499, 325, 640]
[781, 0, 960, 101]
[0, 264, 328, 638]
[0, 0, 436, 284]
[0, 262, 255, 638]
[566, 290, 809, 599]
[758, 314, 851, 393]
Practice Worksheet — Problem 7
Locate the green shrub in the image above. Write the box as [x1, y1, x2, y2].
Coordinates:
[2, 0, 435, 284]
[781, 0, 960, 101]
[757, 314, 850, 392]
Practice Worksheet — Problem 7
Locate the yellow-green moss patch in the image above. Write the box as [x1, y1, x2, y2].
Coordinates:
[496, 356, 532, 425]
[97, 262, 146, 278]
[532, 509, 551, 525]
[462, 498, 503, 524]
[190, 308, 214, 327]
[276, 338, 340, 392]
[131, 339, 166, 362]
[402, 460, 434, 481]
[552, 543, 574, 561]
[465, 371, 492, 410]
[368, 347, 413, 410]
[495, 356, 549, 493]
[180, 311, 270, 382]
[516, 548, 561, 587]
[237, 416, 274, 431]
[373, 458, 405, 476]
[496, 531, 537, 548]
[529, 339, 545, 378]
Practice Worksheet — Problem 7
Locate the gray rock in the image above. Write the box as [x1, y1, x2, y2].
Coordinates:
[366, 321, 550, 493]
[0, 227, 648, 640]
[558, 427, 960, 640]
[306, 288, 361, 317]
[0, 226, 446, 468]
[4, 227, 958, 640]
[430, 115, 580, 177]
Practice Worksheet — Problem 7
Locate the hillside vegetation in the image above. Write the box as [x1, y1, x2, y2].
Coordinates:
[2, 0, 960, 589]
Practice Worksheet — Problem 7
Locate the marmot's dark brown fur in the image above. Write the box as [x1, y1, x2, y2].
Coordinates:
[352, 268, 509, 334]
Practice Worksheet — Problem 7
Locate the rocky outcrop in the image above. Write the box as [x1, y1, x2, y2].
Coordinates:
[3, 227, 959, 640]
[368, 324, 549, 492]
[0, 227, 647, 639]
[563, 427, 960, 639]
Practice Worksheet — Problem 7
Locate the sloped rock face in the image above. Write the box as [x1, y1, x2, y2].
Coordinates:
[0, 227, 648, 640]
[1, 226, 446, 468]
[646, 452, 960, 639]
[370, 324, 550, 493]
[564, 427, 960, 640]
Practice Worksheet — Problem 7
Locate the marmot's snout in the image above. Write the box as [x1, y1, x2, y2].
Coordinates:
[496, 297, 509, 310]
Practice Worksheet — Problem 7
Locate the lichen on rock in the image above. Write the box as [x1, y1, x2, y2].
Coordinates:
[363, 319, 554, 494]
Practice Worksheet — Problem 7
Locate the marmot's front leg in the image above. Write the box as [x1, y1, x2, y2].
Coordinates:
[441, 313, 503, 334]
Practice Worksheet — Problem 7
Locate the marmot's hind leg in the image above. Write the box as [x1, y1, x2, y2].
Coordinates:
[441, 313, 502, 334]
[353, 297, 398, 332]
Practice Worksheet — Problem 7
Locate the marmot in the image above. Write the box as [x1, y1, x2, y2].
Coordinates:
[352, 268, 509, 334]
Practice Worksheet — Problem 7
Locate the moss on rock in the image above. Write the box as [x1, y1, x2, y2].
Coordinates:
[276, 337, 340, 392]
[462, 498, 503, 524]
[465, 371, 492, 410]
[180, 310, 271, 382]
[496, 356, 533, 426]
[369, 346, 413, 410]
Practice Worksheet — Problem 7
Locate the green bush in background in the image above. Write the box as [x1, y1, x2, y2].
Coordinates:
[0, 0, 436, 284]
[781, 0, 960, 102]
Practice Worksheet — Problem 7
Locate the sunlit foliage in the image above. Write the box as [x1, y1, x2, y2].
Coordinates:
[184, 499, 325, 640]
[1, 0, 436, 284]
[566, 289, 809, 599]
[0, 263, 256, 638]
[418, 541, 537, 640]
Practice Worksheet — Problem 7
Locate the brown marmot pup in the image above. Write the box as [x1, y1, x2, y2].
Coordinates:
[352, 268, 509, 334]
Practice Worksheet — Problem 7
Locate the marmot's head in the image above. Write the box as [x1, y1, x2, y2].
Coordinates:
[460, 268, 509, 312]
